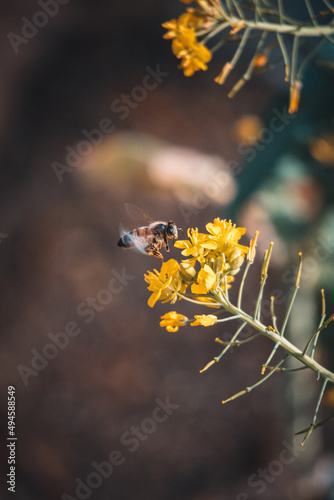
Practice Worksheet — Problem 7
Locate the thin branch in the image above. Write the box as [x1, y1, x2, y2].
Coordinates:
[296, 38, 326, 80]
[201, 21, 231, 44]
[222, 354, 289, 404]
[310, 289, 326, 359]
[295, 410, 334, 435]
[265, 364, 309, 373]
[281, 252, 302, 336]
[302, 313, 334, 356]
[199, 321, 248, 373]
[232, 0, 244, 18]
[278, 0, 283, 24]
[305, 0, 319, 26]
[237, 261, 252, 309]
[215, 332, 261, 346]
[276, 32, 290, 80]
[298, 378, 329, 446]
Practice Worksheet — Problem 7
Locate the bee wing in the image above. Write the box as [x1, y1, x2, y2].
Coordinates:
[124, 203, 154, 225]
[118, 222, 151, 257]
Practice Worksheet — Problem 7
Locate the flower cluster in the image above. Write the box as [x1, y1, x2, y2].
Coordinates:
[144, 218, 249, 332]
[162, 7, 212, 76]
[161, 0, 334, 113]
[142, 214, 334, 440]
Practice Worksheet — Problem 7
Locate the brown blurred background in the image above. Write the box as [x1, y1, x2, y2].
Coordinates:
[1, 1, 334, 499]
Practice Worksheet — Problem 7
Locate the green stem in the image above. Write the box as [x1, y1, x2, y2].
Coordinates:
[201, 21, 231, 45]
[237, 261, 251, 309]
[298, 377, 329, 446]
[215, 322, 247, 360]
[223, 354, 288, 404]
[276, 33, 290, 80]
[216, 315, 242, 323]
[214, 16, 334, 37]
[177, 292, 218, 307]
[262, 341, 281, 372]
[218, 298, 334, 383]
[248, 354, 288, 391]
[216, 332, 261, 346]
[312, 377, 328, 424]
[296, 38, 326, 80]
[310, 290, 326, 358]
[230, 27, 252, 67]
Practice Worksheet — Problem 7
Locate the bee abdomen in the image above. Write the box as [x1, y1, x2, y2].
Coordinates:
[118, 232, 134, 248]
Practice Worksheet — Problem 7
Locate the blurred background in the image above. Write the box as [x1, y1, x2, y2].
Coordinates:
[0, 1, 334, 499]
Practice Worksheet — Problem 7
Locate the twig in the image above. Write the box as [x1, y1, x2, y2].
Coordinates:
[276, 32, 290, 80]
[298, 378, 329, 446]
[222, 354, 289, 404]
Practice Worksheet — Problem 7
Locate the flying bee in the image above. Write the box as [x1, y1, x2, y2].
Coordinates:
[118, 204, 183, 260]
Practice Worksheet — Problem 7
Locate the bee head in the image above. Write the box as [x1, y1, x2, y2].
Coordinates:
[166, 221, 178, 239]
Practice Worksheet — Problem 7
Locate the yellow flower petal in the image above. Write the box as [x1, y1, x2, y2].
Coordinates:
[190, 314, 217, 327]
[160, 311, 188, 332]
[144, 259, 181, 308]
[191, 265, 217, 294]
[191, 283, 209, 294]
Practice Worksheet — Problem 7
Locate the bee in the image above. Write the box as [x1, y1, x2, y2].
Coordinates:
[118, 204, 183, 260]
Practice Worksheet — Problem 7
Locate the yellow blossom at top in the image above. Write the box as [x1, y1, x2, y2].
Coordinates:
[190, 314, 217, 326]
[205, 218, 249, 274]
[144, 259, 185, 308]
[175, 227, 216, 265]
[160, 311, 188, 332]
[206, 218, 247, 251]
[191, 264, 217, 294]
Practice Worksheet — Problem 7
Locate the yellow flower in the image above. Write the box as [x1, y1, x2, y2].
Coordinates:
[160, 311, 188, 332]
[205, 218, 249, 274]
[175, 227, 216, 264]
[190, 314, 217, 326]
[163, 12, 212, 77]
[179, 43, 212, 76]
[191, 264, 217, 294]
[206, 218, 247, 248]
[162, 19, 180, 40]
[179, 261, 197, 280]
[172, 28, 197, 58]
[145, 259, 185, 308]
[163, 13, 201, 40]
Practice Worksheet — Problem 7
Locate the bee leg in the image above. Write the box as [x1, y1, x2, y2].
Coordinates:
[153, 250, 164, 260]
[163, 235, 170, 252]
[146, 244, 164, 260]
